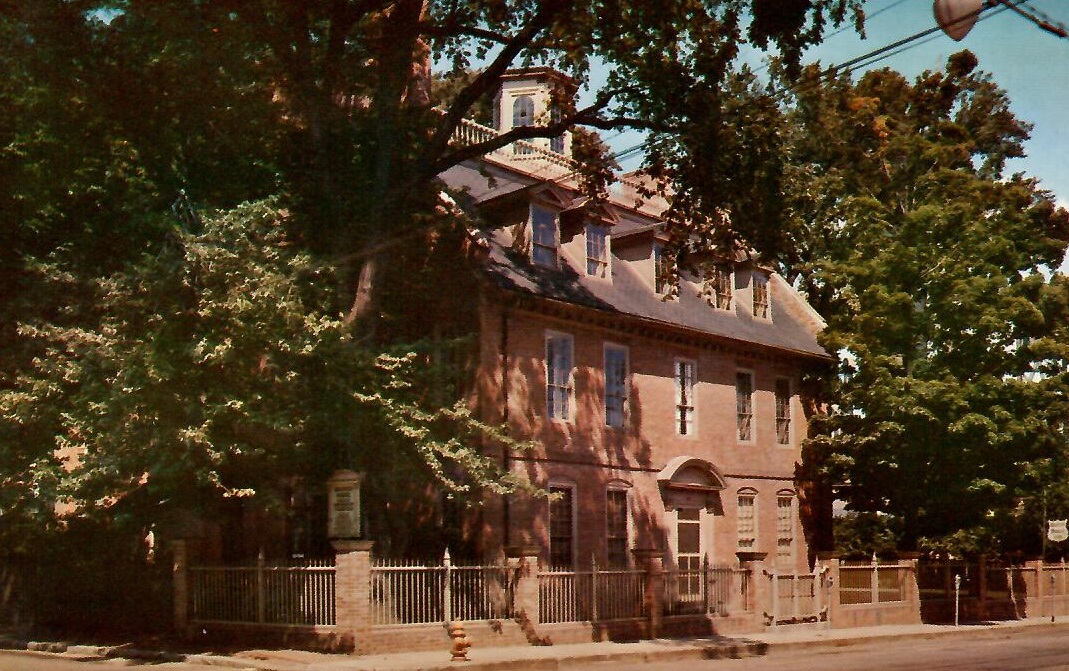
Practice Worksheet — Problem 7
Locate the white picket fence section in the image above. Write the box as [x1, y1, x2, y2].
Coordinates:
[369, 551, 518, 626]
[538, 564, 647, 624]
[664, 563, 750, 616]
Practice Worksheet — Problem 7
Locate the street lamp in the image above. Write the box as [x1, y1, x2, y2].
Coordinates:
[934, 0, 1068, 42]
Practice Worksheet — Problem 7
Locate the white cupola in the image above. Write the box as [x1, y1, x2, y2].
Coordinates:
[493, 67, 577, 158]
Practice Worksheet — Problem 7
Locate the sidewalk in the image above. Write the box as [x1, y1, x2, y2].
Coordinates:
[9, 618, 1069, 671]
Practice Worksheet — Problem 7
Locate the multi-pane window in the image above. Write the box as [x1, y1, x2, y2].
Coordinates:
[654, 244, 673, 294]
[513, 95, 535, 127]
[513, 95, 535, 155]
[604, 344, 629, 428]
[549, 485, 575, 569]
[606, 489, 629, 568]
[776, 493, 795, 567]
[752, 272, 769, 319]
[676, 508, 702, 597]
[736, 371, 754, 442]
[737, 490, 757, 550]
[586, 224, 609, 277]
[714, 265, 733, 310]
[550, 106, 565, 154]
[546, 332, 574, 421]
[531, 206, 558, 268]
[775, 378, 791, 445]
[675, 359, 696, 436]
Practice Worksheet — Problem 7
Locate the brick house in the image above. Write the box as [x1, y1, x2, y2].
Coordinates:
[441, 68, 832, 574]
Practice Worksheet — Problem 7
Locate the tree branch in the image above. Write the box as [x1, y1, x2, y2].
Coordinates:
[419, 0, 572, 172]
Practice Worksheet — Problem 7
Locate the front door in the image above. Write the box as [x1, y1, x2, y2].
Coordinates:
[673, 507, 708, 610]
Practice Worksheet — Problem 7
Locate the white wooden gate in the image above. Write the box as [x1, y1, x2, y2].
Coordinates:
[762, 568, 828, 625]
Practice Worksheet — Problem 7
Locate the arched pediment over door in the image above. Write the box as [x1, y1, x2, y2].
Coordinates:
[657, 456, 727, 515]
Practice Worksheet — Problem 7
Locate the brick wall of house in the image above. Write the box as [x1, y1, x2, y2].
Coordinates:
[471, 298, 817, 573]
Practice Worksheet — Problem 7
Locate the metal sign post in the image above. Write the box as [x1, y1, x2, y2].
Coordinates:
[954, 574, 962, 627]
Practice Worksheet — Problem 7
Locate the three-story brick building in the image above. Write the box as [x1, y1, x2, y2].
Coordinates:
[442, 68, 831, 574]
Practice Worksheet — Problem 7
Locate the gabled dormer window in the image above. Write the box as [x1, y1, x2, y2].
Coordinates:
[654, 243, 673, 295]
[714, 265, 733, 310]
[752, 272, 770, 319]
[586, 224, 609, 277]
[531, 205, 558, 268]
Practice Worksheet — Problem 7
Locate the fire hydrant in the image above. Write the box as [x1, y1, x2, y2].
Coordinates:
[449, 621, 471, 661]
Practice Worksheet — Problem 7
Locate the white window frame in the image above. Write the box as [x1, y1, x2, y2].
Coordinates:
[775, 377, 792, 446]
[736, 370, 754, 443]
[531, 205, 559, 268]
[737, 488, 758, 551]
[512, 94, 536, 156]
[776, 491, 796, 568]
[675, 358, 697, 437]
[605, 486, 630, 568]
[585, 223, 610, 278]
[603, 343, 629, 428]
[714, 265, 733, 310]
[548, 482, 578, 570]
[653, 243, 673, 295]
[752, 272, 770, 320]
[549, 106, 565, 154]
[545, 331, 574, 422]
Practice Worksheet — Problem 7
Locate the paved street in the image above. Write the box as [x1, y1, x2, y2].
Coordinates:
[0, 651, 240, 671]
[578, 627, 1069, 671]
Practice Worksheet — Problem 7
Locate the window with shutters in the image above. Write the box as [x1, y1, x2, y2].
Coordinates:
[737, 489, 757, 551]
[776, 492, 795, 567]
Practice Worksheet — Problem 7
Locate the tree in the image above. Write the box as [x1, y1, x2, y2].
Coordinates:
[778, 51, 1069, 556]
[2, 1, 865, 524]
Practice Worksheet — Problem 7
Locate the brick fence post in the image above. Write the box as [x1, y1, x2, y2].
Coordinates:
[171, 539, 190, 638]
[633, 549, 664, 638]
[747, 558, 772, 627]
[1025, 559, 1044, 619]
[819, 555, 841, 626]
[333, 539, 374, 655]
[507, 545, 542, 642]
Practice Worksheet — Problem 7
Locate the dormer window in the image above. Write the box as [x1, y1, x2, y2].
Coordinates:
[752, 272, 770, 319]
[714, 265, 733, 310]
[586, 224, 609, 277]
[531, 205, 558, 268]
[653, 243, 673, 294]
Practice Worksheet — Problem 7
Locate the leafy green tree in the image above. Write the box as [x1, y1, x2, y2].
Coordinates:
[778, 51, 1069, 555]
[2, 1, 864, 527]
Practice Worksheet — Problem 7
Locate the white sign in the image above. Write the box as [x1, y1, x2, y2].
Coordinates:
[1048, 519, 1068, 542]
[327, 470, 364, 539]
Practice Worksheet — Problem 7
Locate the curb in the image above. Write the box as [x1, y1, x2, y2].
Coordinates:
[8, 621, 1069, 671]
